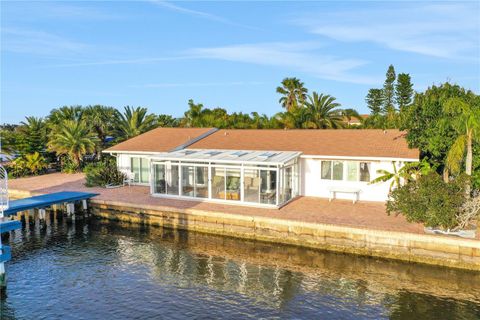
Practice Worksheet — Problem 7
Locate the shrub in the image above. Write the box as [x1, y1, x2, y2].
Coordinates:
[84, 158, 126, 187]
[386, 173, 468, 230]
[6, 152, 48, 178]
[61, 156, 79, 173]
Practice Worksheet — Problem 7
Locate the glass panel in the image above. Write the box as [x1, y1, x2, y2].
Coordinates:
[260, 170, 276, 204]
[283, 167, 293, 202]
[360, 162, 371, 182]
[321, 161, 332, 180]
[244, 169, 261, 203]
[140, 158, 149, 183]
[226, 168, 241, 201]
[167, 164, 179, 195]
[347, 162, 358, 181]
[211, 167, 225, 200]
[131, 157, 140, 183]
[333, 161, 344, 180]
[195, 166, 208, 198]
[153, 164, 166, 194]
[182, 165, 195, 197]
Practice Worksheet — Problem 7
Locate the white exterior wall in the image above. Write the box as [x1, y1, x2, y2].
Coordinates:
[300, 157, 407, 202]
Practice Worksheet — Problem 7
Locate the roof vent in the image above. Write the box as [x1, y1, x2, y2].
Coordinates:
[224, 131, 229, 136]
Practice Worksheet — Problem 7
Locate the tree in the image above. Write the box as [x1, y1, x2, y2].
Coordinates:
[395, 73, 414, 111]
[48, 120, 98, 169]
[402, 83, 478, 180]
[383, 65, 396, 115]
[341, 108, 363, 127]
[114, 106, 157, 140]
[303, 92, 344, 129]
[157, 114, 179, 127]
[443, 96, 480, 177]
[14, 152, 48, 175]
[84, 105, 117, 155]
[276, 77, 308, 111]
[181, 100, 205, 127]
[365, 88, 384, 115]
[17, 116, 47, 155]
[48, 106, 84, 126]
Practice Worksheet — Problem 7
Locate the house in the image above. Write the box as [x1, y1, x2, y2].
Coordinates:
[104, 128, 419, 208]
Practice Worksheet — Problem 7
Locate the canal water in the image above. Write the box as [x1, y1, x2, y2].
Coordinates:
[1, 213, 479, 320]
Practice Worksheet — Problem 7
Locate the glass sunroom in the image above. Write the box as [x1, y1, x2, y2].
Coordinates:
[149, 149, 301, 207]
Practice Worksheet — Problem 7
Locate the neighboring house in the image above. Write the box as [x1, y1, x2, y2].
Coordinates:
[104, 128, 419, 208]
[342, 114, 369, 127]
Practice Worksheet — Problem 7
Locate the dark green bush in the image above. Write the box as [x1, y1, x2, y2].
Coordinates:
[84, 158, 126, 187]
[386, 173, 468, 229]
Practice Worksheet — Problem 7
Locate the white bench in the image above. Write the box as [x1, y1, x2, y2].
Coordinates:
[327, 187, 361, 204]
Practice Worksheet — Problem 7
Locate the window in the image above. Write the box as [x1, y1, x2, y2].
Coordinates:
[167, 164, 179, 195]
[131, 157, 149, 184]
[360, 162, 371, 182]
[232, 151, 248, 157]
[321, 160, 371, 182]
[321, 161, 332, 179]
[332, 161, 343, 180]
[347, 162, 358, 181]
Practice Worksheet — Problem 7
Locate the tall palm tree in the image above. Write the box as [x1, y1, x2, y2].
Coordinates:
[48, 120, 98, 168]
[114, 106, 158, 140]
[303, 92, 344, 129]
[443, 97, 480, 176]
[276, 77, 308, 111]
[85, 105, 117, 154]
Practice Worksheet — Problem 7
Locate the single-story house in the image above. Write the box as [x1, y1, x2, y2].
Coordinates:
[104, 128, 419, 208]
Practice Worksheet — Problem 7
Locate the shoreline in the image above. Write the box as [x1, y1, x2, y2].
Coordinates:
[9, 187, 480, 271]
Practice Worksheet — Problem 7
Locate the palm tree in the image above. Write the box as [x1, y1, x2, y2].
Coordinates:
[18, 116, 47, 154]
[48, 120, 98, 169]
[443, 97, 480, 176]
[276, 77, 308, 111]
[114, 106, 158, 140]
[181, 100, 205, 127]
[84, 105, 117, 156]
[369, 161, 432, 191]
[303, 92, 344, 129]
[48, 106, 84, 126]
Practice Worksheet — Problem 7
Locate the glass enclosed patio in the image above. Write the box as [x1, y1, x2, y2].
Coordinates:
[150, 149, 301, 207]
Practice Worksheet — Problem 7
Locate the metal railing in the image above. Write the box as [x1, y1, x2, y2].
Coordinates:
[0, 165, 9, 218]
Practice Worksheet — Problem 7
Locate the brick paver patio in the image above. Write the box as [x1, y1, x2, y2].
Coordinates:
[7, 172, 433, 235]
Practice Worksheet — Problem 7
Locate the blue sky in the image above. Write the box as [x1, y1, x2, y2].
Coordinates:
[1, 1, 479, 124]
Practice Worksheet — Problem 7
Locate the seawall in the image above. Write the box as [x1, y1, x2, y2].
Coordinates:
[8, 189, 480, 271]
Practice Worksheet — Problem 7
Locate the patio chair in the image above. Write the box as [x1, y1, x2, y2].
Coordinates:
[121, 170, 136, 186]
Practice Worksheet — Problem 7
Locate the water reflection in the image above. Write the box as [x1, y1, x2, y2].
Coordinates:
[1, 213, 479, 320]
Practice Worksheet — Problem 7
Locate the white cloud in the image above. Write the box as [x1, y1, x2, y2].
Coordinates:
[149, 0, 259, 29]
[293, 3, 480, 59]
[1, 28, 88, 56]
[186, 42, 378, 84]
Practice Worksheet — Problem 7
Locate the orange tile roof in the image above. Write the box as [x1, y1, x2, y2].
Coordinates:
[104, 127, 215, 153]
[189, 129, 419, 159]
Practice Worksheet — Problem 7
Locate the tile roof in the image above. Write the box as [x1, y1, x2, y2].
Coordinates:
[104, 127, 216, 153]
[188, 129, 419, 159]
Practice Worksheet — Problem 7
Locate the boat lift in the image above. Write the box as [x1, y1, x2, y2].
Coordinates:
[0, 164, 98, 297]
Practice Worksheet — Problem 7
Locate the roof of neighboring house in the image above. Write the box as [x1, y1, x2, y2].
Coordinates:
[104, 127, 216, 153]
[188, 129, 419, 159]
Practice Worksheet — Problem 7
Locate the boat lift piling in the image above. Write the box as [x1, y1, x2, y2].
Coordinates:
[0, 186, 97, 298]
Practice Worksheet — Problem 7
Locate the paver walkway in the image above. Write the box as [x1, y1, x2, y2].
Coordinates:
[7, 173, 433, 235]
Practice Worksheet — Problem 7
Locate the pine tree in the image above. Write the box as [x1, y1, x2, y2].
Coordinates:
[383, 65, 396, 114]
[395, 73, 414, 111]
[365, 88, 384, 115]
